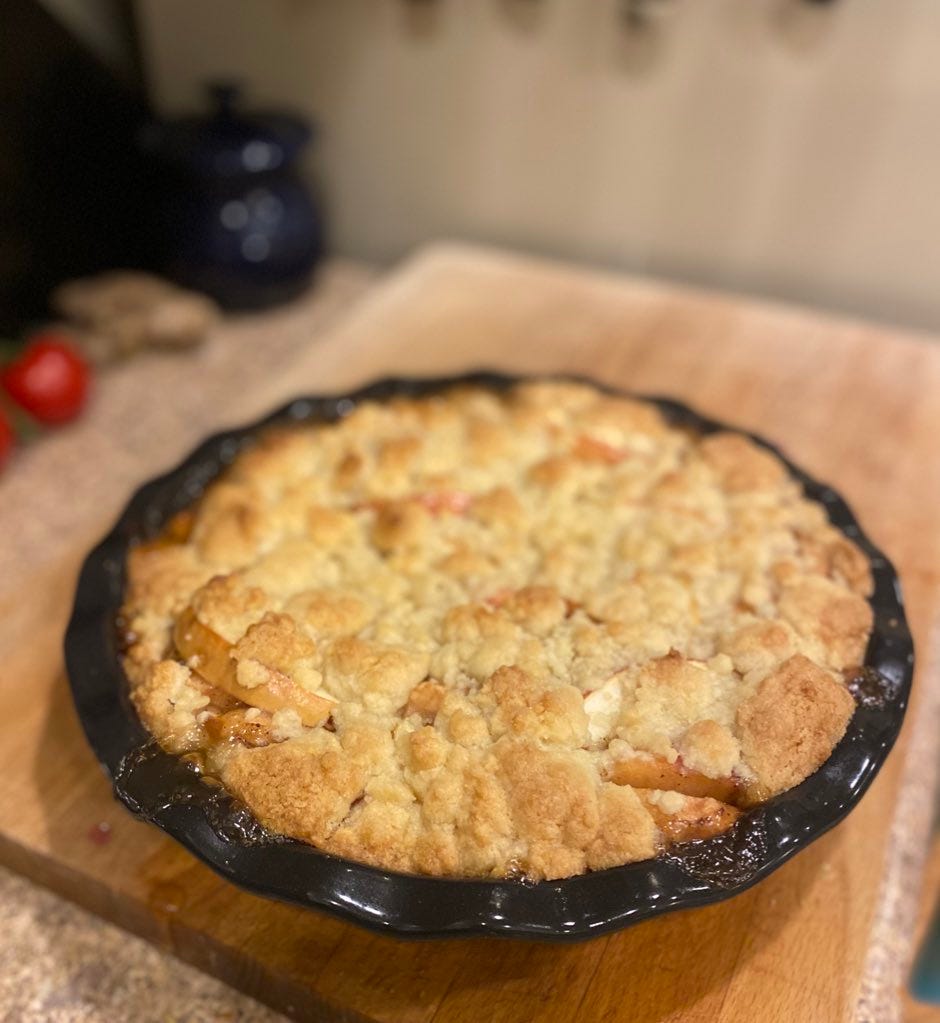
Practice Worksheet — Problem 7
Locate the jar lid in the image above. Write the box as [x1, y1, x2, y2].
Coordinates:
[140, 82, 312, 177]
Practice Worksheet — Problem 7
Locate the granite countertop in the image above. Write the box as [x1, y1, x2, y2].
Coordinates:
[0, 865, 281, 1022]
[0, 260, 375, 1023]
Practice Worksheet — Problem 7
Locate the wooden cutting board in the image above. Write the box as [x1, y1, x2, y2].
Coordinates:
[3, 244, 939, 1023]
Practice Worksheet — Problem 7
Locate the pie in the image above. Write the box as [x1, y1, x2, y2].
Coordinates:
[121, 380, 873, 880]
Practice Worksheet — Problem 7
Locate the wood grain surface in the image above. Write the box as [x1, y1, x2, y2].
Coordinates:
[3, 244, 939, 1023]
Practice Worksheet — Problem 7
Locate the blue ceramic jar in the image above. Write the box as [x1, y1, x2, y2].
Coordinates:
[142, 84, 324, 310]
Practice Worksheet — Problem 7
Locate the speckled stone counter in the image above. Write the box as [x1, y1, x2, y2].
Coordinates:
[0, 866, 282, 1022]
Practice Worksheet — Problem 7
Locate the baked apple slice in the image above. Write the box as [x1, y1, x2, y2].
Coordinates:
[636, 790, 742, 843]
[174, 607, 333, 727]
[607, 754, 742, 806]
[204, 707, 274, 747]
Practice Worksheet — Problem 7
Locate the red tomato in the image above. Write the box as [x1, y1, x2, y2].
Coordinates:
[0, 409, 13, 470]
[1, 334, 90, 425]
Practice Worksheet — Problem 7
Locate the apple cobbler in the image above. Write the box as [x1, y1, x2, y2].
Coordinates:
[121, 380, 873, 880]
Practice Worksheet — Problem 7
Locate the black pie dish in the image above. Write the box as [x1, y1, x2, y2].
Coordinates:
[65, 371, 914, 942]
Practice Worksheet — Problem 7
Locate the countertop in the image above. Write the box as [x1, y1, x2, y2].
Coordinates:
[0, 864, 279, 1022]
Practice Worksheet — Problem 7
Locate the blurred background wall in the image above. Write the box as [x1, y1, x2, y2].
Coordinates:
[38, 0, 133, 72]
[131, 1, 940, 333]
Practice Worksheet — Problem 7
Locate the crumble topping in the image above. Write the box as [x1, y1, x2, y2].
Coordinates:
[122, 380, 873, 879]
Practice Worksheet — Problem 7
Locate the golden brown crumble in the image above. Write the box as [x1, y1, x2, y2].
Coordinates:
[122, 381, 873, 879]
